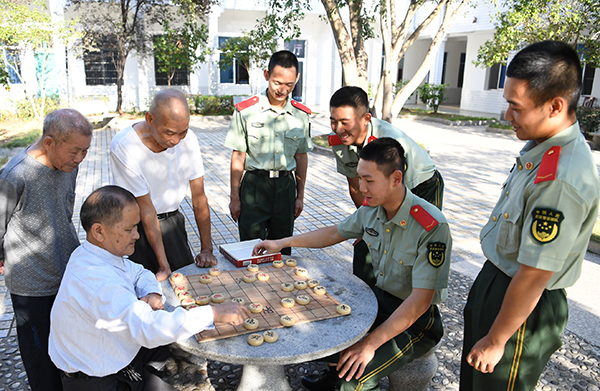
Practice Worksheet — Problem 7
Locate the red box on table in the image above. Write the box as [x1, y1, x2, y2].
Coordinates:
[218, 239, 282, 268]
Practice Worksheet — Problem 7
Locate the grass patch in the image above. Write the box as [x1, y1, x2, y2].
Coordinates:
[0, 129, 42, 148]
[488, 122, 513, 130]
[400, 108, 495, 122]
[0, 157, 8, 167]
[312, 134, 330, 149]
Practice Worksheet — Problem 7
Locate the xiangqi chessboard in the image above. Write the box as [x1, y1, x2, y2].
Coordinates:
[170, 264, 344, 342]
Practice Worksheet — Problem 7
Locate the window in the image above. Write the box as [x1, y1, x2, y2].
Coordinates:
[83, 48, 118, 86]
[284, 40, 306, 58]
[2, 49, 22, 84]
[397, 57, 404, 82]
[153, 36, 189, 86]
[441, 52, 448, 85]
[218, 37, 249, 85]
[284, 40, 306, 101]
[457, 53, 466, 88]
[487, 63, 507, 90]
[582, 64, 595, 96]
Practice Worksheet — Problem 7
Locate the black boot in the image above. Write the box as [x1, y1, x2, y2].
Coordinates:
[301, 367, 342, 391]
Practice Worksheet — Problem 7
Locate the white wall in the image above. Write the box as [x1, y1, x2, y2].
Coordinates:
[442, 38, 467, 104]
[460, 31, 508, 115]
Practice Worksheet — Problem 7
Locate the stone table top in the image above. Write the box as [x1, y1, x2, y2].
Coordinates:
[162, 255, 378, 366]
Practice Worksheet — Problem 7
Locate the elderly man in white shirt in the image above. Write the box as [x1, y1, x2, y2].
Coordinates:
[110, 89, 216, 282]
[49, 186, 250, 391]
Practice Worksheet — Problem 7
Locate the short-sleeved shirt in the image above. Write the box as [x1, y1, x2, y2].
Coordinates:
[337, 189, 452, 304]
[332, 118, 436, 190]
[480, 122, 600, 290]
[224, 94, 313, 171]
[110, 125, 205, 214]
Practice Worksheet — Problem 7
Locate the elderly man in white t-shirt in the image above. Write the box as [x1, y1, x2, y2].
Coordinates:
[110, 89, 216, 281]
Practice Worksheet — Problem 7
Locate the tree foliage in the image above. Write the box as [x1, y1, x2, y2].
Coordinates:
[477, 0, 600, 68]
[0, 63, 9, 91]
[68, 0, 216, 114]
[0, 0, 75, 120]
[154, 19, 211, 87]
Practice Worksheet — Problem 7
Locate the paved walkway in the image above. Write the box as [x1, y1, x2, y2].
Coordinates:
[0, 115, 599, 390]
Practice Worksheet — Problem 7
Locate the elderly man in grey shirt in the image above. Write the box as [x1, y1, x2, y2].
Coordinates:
[0, 108, 92, 391]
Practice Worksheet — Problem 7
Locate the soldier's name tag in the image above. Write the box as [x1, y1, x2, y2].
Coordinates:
[365, 227, 379, 237]
[531, 208, 564, 244]
[427, 242, 446, 268]
[251, 122, 264, 128]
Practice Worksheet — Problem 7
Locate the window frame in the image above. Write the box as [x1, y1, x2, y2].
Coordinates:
[83, 46, 118, 86]
[218, 36, 249, 85]
[153, 34, 190, 86]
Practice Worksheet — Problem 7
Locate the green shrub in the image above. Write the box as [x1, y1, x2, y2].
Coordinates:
[576, 106, 600, 133]
[416, 83, 448, 113]
[0, 110, 14, 122]
[13, 95, 61, 120]
[188, 95, 234, 116]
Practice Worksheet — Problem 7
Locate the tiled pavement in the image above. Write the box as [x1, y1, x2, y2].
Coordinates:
[0, 114, 599, 390]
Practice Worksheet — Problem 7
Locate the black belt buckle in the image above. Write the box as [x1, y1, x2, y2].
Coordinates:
[157, 210, 177, 220]
[62, 371, 86, 379]
[248, 170, 292, 178]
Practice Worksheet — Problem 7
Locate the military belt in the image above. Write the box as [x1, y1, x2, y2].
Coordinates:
[247, 170, 293, 179]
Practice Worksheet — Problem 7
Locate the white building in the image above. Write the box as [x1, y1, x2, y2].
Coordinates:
[2, 0, 598, 116]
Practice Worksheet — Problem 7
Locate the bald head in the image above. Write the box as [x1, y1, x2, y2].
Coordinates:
[150, 90, 190, 123]
[43, 108, 93, 144]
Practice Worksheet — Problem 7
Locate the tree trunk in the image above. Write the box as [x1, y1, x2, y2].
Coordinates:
[380, 62, 396, 121]
[375, 0, 449, 122]
[168, 68, 174, 87]
[389, 0, 469, 120]
[348, 0, 368, 91]
[115, 41, 127, 115]
[321, 0, 360, 87]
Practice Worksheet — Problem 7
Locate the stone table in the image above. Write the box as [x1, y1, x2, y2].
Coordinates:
[162, 255, 378, 391]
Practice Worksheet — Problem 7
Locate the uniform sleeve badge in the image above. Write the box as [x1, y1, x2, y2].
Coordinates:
[531, 208, 564, 244]
[427, 242, 446, 267]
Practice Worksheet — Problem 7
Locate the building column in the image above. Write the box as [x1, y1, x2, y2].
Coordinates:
[49, 0, 68, 104]
[207, 5, 223, 96]
[430, 38, 446, 85]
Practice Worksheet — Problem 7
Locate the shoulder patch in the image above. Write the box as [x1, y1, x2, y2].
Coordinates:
[328, 134, 343, 146]
[531, 208, 564, 244]
[291, 100, 311, 114]
[235, 96, 260, 111]
[427, 242, 446, 268]
[410, 205, 439, 232]
[534, 146, 561, 184]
